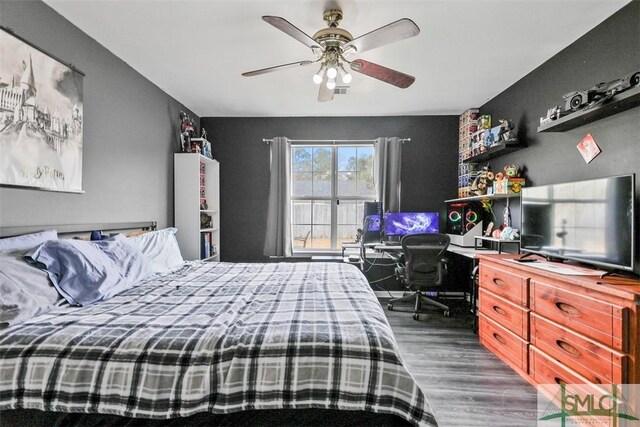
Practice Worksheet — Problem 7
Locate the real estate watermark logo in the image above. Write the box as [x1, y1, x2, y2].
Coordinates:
[538, 383, 639, 426]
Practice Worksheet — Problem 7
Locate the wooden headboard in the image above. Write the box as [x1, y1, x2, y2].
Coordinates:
[0, 221, 157, 239]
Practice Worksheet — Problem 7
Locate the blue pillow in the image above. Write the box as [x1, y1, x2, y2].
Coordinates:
[0, 230, 57, 254]
[26, 234, 151, 306]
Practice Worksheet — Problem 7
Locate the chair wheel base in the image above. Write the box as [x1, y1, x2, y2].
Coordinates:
[443, 310, 450, 317]
[387, 304, 393, 311]
[412, 313, 419, 321]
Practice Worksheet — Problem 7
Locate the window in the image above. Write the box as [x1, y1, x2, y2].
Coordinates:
[291, 144, 376, 251]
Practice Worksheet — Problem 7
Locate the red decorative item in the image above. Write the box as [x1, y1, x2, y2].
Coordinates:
[577, 133, 602, 164]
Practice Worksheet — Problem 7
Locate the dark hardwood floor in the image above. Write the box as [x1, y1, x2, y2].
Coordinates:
[381, 298, 539, 427]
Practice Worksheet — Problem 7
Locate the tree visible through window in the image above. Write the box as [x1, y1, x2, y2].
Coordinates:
[291, 144, 375, 251]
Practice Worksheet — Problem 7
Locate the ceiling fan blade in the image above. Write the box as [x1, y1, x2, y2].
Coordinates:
[350, 59, 415, 88]
[318, 73, 334, 102]
[343, 18, 419, 54]
[263, 16, 322, 50]
[242, 60, 314, 77]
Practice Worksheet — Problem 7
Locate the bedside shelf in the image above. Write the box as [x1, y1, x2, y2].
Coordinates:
[537, 85, 640, 132]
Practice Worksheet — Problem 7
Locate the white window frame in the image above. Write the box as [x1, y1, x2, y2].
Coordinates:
[290, 140, 377, 255]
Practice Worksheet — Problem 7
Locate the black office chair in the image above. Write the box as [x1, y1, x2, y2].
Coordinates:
[387, 233, 451, 320]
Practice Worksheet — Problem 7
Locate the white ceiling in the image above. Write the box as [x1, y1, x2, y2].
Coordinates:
[44, 0, 630, 117]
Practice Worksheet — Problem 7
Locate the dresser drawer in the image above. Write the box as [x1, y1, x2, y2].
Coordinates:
[530, 280, 626, 351]
[479, 288, 529, 339]
[530, 313, 626, 384]
[479, 314, 528, 375]
[530, 346, 590, 386]
[479, 263, 529, 307]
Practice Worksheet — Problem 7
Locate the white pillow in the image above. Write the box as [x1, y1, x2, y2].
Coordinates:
[0, 229, 58, 254]
[129, 228, 184, 275]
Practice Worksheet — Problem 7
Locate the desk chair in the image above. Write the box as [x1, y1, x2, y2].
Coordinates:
[387, 233, 451, 320]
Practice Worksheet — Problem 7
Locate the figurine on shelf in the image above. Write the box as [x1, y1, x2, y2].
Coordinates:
[202, 140, 212, 159]
[498, 119, 516, 142]
[470, 166, 491, 196]
[201, 127, 208, 140]
[503, 164, 526, 193]
[484, 221, 494, 237]
[493, 172, 507, 194]
[180, 111, 196, 152]
[500, 227, 519, 241]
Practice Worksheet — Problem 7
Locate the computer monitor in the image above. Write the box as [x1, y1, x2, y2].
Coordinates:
[365, 214, 381, 232]
[361, 202, 382, 244]
[383, 212, 440, 237]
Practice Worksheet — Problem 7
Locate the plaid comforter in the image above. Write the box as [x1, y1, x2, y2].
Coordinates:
[0, 262, 437, 426]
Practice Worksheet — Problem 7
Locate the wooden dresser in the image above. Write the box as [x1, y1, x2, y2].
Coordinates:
[477, 254, 640, 386]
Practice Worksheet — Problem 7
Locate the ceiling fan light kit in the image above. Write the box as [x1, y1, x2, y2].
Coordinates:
[242, 9, 420, 102]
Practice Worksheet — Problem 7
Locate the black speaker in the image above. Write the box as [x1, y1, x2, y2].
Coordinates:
[446, 202, 480, 235]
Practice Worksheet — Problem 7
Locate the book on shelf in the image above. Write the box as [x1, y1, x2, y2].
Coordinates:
[200, 232, 212, 259]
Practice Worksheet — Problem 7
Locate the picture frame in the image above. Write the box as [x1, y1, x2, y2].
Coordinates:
[576, 133, 602, 164]
[0, 26, 85, 193]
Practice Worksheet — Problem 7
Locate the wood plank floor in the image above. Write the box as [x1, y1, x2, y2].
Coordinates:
[381, 298, 539, 427]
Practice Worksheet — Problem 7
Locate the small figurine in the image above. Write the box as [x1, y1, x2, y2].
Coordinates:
[504, 164, 519, 178]
[500, 227, 519, 241]
[470, 166, 491, 196]
[484, 221, 494, 237]
[498, 119, 516, 142]
[201, 127, 208, 140]
[478, 115, 491, 129]
[493, 172, 507, 194]
[503, 164, 526, 194]
[179, 111, 196, 152]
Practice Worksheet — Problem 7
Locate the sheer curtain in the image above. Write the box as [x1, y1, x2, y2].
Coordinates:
[263, 137, 293, 258]
[374, 137, 403, 213]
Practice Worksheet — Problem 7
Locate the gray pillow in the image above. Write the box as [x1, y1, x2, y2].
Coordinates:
[0, 252, 62, 328]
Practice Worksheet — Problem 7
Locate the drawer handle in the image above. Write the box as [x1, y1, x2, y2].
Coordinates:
[492, 333, 506, 345]
[554, 377, 568, 386]
[492, 305, 506, 317]
[555, 301, 581, 317]
[492, 278, 506, 288]
[556, 340, 581, 358]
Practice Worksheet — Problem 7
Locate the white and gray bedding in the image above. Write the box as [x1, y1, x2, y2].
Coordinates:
[0, 261, 437, 426]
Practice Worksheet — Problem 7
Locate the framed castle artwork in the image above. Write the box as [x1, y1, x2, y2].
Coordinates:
[0, 27, 85, 193]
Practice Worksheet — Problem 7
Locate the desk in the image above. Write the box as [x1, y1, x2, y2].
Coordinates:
[448, 245, 500, 331]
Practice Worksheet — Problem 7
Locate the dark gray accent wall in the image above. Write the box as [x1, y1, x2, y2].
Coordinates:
[0, 0, 197, 229]
[477, 1, 639, 270]
[200, 116, 458, 262]
[478, 2, 639, 190]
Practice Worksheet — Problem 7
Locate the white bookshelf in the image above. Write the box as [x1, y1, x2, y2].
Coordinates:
[174, 153, 220, 261]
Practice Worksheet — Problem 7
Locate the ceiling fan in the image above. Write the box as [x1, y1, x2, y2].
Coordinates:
[242, 10, 420, 102]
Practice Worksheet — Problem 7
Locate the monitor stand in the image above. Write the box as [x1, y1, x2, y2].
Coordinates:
[383, 236, 401, 245]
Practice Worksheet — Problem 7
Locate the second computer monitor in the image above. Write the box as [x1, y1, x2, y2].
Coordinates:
[383, 212, 440, 237]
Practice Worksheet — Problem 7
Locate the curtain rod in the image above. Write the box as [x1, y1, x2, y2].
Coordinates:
[262, 138, 411, 144]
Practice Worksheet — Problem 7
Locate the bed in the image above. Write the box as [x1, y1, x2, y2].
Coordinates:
[0, 225, 437, 426]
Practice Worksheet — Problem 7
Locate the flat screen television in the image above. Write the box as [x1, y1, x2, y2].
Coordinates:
[520, 174, 635, 272]
[383, 212, 440, 237]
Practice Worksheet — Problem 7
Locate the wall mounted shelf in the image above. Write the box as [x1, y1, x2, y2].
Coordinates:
[462, 141, 525, 164]
[537, 85, 640, 133]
